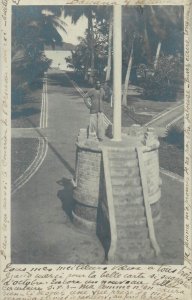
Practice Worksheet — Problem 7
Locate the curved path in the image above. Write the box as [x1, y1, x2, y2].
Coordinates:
[11, 77, 49, 193]
[12, 70, 184, 264]
[145, 102, 184, 137]
[145, 103, 184, 128]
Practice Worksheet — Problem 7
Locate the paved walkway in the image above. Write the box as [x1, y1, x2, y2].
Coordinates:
[145, 103, 184, 137]
[12, 70, 184, 264]
[12, 71, 105, 264]
[146, 103, 184, 128]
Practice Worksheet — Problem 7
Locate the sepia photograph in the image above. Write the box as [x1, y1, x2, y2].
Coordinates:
[11, 4, 184, 266]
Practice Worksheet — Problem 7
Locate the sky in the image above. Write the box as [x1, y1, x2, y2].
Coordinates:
[45, 12, 88, 68]
[57, 13, 88, 46]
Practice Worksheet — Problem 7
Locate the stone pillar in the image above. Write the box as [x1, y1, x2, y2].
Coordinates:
[72, 126, 161, 233]
[72, 130, 102, 232]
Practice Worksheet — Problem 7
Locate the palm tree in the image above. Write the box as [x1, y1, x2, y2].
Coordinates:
[64, 6, 114, 83]
[12, 6, 66, 104]
[154, 41, 162, 69]
[12, 6, 66, 58]
[105, 10, 113, 81]
[64, 6, 95, 83]
[122, 5, 184, 106]
[145, 5, 184, 68]
[122, 35, 135, 106]
[122, 7, 141, 106]
[93, 6, 113, 82]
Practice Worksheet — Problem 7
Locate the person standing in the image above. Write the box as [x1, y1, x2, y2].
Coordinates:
[84, 80, 105, 141]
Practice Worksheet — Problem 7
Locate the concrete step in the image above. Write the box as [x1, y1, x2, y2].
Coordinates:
[115, 247, 154, 262]
[113, 186, 143, 198]
[109, 158, 138, 168]
[108, 147, 136, 154]
[111, 176, 141, 187]
[116, 224, 148, 238]
[109, 151, 137, 160]
[114, 204, 145, 216]
[110, 167, 140, 178]
[116, 216, 147, 227]
[113, 195, 144, 205]
[118, 235, 151, 249]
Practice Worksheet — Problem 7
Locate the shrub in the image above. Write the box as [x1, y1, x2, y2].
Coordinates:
[165, 125, 184, 149]
[141, 54, 183, 101]
[12, 52, 50, 108]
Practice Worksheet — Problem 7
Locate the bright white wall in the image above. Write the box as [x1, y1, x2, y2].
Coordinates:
[45, 50, 72, 70]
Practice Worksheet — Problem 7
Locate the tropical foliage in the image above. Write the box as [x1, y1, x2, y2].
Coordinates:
[141, 54, 183, 100]
[68, 5, 183, 101]
[67, 18, 110, 82]
[12, 5, 184, 105]
[165, 124, 184, 149]
[64, 5, 112, 83]
[121, 5, 184, 102]
[12, 6, 66, 105]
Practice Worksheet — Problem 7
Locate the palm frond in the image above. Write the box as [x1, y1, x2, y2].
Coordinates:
[51, 18, 67, 33]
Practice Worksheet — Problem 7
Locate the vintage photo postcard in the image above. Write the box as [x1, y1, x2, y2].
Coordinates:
[0, 0, 192, 299]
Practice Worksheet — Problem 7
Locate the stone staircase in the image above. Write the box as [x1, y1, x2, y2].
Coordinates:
[100, 146, 158, 263]
[73, 127, 161, 263]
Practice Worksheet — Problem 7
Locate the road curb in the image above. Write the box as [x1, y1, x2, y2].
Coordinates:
[145, 103, 183, 126]
[160, 168, 184, 183]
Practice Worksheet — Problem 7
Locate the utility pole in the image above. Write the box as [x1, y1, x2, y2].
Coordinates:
[113, 5, 122, 141]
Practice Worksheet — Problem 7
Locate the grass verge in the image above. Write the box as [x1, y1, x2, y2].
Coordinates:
[159, 139, 184, 177]
[159, 125, 184, 176]
[11, 138, 39, 184]
[12, 84, 42, 128]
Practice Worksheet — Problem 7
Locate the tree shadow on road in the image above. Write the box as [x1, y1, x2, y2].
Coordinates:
[47, 73, 72, 87]
[27, 119, 75, 176]
[57, 177, 74, 221]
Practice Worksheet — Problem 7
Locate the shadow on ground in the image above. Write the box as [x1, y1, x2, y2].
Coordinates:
[48, 73, 73, 87]
[57, 177, 74, 221]
[27, 119, 76, 176]
[48, 71, 92, 89]
[47, 72, 89, 100]
[67, 72, 92, 88]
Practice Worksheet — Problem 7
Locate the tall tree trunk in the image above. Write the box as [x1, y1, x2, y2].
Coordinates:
[122, 42, 134, 106]
[154, 41, 161, 70]
[88, 12, 94, 85]
[143, 8, 151, 63]
[105, 12, 113, 81]
[84, 62, 89, 80]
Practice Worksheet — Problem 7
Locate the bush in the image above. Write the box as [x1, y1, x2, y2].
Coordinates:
[164, 125, 184, 149]
[12, 52, 50, 108]
[11, 87, 27, 106]
[141, 54, 183, 101]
